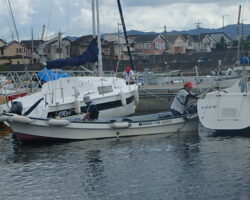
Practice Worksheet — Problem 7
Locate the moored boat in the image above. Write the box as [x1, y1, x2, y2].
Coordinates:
[5, 111, 198, 143]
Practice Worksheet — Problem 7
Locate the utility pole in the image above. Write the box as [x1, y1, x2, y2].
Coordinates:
[164, 25, 167, 53]
[195, 20, 202, 52]
[41, 25, 45, 41]
[31, 28, 34, 64]
[58, 32, 62, 59]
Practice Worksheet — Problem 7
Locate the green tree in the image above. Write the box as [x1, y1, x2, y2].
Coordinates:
[216, 37, 227, 50]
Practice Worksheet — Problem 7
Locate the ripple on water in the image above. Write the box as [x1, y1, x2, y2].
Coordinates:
[0, 124, 249, 200]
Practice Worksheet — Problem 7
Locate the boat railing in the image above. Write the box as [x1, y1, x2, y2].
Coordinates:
[0, 70, 117, 95]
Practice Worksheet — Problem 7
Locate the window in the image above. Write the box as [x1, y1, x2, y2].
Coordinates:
[56, 48, 62, 53]
[155, 42, 161, 50]
[1, 49, 3, 55]
[98, 86, 113, 94]
[144, 43, 150, 49]
[136, 44, 143, 49]
[16, 48, 18, 53]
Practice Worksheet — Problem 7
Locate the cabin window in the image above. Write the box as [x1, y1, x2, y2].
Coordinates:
[98, 86, 113, 94]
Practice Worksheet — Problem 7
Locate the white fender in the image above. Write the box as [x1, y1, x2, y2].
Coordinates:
[10, 115, 34, 124]
[133, 90, 139, 105]
[110, 121, 130, 129]
[74, 99, 81, 114]
[120, 92, 126, 107]
[48, 119, 70, 126]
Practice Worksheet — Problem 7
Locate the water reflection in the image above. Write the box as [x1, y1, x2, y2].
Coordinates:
[0, 125, 249, 200]
[82, 150, 106, 198]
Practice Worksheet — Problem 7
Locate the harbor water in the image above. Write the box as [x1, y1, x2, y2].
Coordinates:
[0, 123, 249, 200]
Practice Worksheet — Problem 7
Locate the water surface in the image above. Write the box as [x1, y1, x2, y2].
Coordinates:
[0, 124, 249, 200]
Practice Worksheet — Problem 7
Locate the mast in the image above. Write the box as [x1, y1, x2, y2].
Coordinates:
[31, 28, 34, 64]
[117, 0, 134, 70]
[92, 0, 96, 38]
[96, 0, 103, 76]
[237, 5, 241, 60]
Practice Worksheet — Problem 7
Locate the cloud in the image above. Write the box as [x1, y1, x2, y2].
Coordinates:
[0, 0, 249, 41]
[123, 0, 238, 7]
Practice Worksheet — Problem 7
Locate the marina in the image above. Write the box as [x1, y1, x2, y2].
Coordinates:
[1, 0, 250, 199]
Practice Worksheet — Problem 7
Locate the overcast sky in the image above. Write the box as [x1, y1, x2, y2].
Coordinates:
[0, 0, 249, 41]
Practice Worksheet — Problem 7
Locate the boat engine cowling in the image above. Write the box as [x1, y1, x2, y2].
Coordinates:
[9, 101, 23, 115]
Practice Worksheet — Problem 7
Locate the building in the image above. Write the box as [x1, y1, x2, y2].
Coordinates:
[21, 40, 44, 64]
[103, 33, 135, 60]
[165, 34, 186, 54]
[131, 34, 166, 55]
[0, 41, 30, 65]
[71, 35, 111, 59]
[200, 32, 233, 52]
[37, 35, 71, 63]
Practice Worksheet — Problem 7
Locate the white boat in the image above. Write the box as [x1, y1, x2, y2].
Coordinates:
[1, 76, 139, 119]
[197, 78, 250, 131]
[5, 112, 198, 142]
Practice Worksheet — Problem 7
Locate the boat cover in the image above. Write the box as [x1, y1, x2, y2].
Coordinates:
[37, 67, 70, 82]
[46, 39, 98, 68]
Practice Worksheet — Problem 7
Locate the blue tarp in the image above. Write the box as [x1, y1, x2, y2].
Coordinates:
[240, 56, 250, 65]
[37, 67, 70, 82]
[46, 38, 98, 68]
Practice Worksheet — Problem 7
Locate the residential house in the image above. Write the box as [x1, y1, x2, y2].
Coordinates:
[71, 35, 111, 59]
[165, 34, 186, 54]
[200, 32, 233, 52]
[182, 34, 196, 53]
[188, 35, 203, 52]
[131, 34, 166, 55]
[0, 41, 30, 65]
[103, 33, 135, 60]
[0, 39, 6, 47]
[21, 40, 44, 64]
[37, 36, 71, 63]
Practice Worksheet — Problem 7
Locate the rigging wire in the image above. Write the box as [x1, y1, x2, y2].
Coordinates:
[46, 0, 54, 40]
[6, 0, 20, 42]
[1, 0, 14, 41]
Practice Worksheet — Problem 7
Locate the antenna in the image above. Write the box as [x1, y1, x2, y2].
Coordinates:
[195, 20, 202, 52]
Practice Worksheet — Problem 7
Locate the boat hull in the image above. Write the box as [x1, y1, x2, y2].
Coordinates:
[9, 114, 198, 142]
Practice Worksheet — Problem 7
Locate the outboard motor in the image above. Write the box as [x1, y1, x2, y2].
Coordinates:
[9, 101, 23, 115]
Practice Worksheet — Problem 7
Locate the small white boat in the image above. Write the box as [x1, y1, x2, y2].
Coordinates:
[5, 112, 198, 143]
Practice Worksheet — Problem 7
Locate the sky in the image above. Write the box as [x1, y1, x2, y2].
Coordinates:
[0, 0, 249, 42]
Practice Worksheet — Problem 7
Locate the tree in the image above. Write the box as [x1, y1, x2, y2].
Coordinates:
[216, 37, 227, 50]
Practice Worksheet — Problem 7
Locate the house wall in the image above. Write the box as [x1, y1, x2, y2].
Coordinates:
[0, 58, 30, 65]
[135, 36, 166, 55]
[171, 37, 186, 54]
[0, 41, 5, 47]
[3, 42, 28, 57]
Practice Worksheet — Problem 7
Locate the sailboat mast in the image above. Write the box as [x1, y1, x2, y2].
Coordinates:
[117, 0, 134, 70]
[92, 0, 96, 38]
[96, 0, 103, 76]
